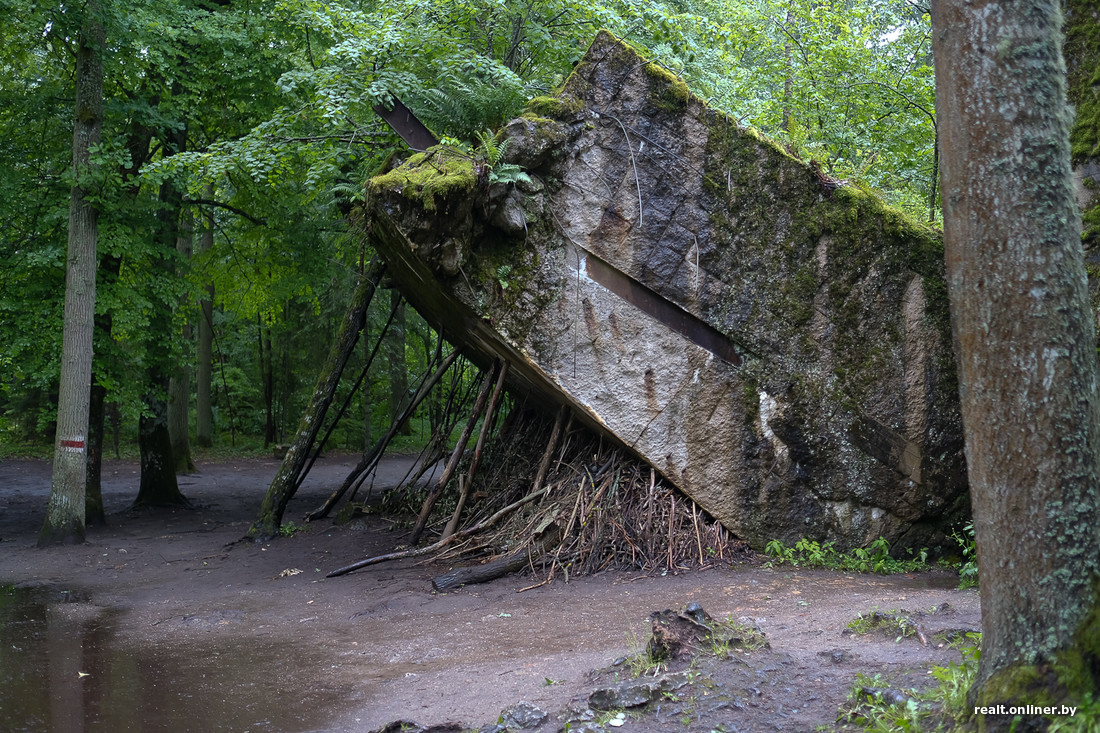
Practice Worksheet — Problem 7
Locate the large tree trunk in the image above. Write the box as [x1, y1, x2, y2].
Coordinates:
[933, 1, 1100, 725]
[134, 379, 189, 508]
[85, 382, 107, 525]
[260, 315, 276, 447]
[195, 200, 215, 447]
[168, 212, 196, 474]
[247, 261, 384, 540]
[40, 2, 104, 546]
[134, 125, 189, 509]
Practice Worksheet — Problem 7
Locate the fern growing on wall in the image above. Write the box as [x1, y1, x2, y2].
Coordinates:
[476, 130, 531, 186]
[406, 76, 527, 142]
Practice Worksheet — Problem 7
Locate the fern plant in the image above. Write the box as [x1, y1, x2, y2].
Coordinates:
[406, 76, 526, 142]
[476, 130, 531, 187]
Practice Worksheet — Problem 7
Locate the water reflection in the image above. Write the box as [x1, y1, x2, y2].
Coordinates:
[0, 585, 353, 732]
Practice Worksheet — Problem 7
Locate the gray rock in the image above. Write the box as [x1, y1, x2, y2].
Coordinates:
[589, 681, 657, 710]
[819, 648, 851, 664]
[499, 701, 548, 730]
[489, 190, 528, 236]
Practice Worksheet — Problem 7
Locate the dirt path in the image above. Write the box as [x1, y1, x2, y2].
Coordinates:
[0, 456, 980, 732]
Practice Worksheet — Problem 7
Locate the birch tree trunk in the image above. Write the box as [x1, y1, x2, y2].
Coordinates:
[39, 2, 104, 546]
[933, 0, 1100, 726]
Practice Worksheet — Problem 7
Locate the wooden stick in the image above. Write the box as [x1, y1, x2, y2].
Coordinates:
[441, 476, 469, 540]
[408, 362, 498, 545]
[305, 349, 458, 521]
[431, 526, 562, 591]
[532, 405, 567, 493]
[327, 484, 552, 578]
[668, 493, 675, 570]
[440, 362, 508, 542]
[693, 502, 704, 566]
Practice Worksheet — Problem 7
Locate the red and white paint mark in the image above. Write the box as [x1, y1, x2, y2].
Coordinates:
[59, 437, 86, 452]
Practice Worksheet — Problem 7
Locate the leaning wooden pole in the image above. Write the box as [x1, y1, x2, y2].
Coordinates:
[327, 482, 553, 578]
[306, 349, 459, 521]
[408, 361, 499, 545]
[442, 362, 509, 539]
[247, 259, 384, 541]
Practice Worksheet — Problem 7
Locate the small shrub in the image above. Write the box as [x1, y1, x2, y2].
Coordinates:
[764, 537, 930, 574]
[950, 523, 979, 589]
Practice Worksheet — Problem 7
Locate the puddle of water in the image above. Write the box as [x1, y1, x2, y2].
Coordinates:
[0, 585, 356, 732]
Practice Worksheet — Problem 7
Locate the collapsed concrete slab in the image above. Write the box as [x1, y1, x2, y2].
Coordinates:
[365, 30, 967, 551]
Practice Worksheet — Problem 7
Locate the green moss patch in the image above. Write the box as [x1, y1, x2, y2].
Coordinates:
[368, 146, 477, 212]
[525, 95, 584, 119]
[644, 62, 691, 111]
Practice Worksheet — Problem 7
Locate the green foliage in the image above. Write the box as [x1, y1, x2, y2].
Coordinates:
[409, 77, 528, 141]
[476, 131, 533, 187]
[1048, 693, 1100, 732]
[950, 523, 979, 590]
[763, 537, 930, 574]
[278, 520, 304, 537]
[0, 0, 946, 459]
[840, 638, 980, 731]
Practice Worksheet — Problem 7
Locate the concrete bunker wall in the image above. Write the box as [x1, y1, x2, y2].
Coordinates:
[367, 31, 967, 551]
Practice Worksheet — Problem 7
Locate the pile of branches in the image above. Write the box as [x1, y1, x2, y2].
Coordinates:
[329, 399, 748, 585]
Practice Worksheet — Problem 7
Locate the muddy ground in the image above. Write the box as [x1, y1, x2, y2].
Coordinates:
[0, 455, 980, 732]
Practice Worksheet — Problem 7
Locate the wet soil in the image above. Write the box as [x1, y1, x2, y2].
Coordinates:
[0, 455, 980, 732]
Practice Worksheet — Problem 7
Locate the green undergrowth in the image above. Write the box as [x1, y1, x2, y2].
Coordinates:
[841, 633, 1100, 731]
[839, 636, 980, 731]
[763, 537, 930, 574]
[950, 523, 979, 590]
[622, 614, 768, 679]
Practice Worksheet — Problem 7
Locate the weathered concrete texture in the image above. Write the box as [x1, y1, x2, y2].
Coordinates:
[367, 31, 967, 551]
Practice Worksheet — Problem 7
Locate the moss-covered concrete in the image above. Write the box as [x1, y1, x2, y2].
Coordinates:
[368, 146, 478, 212]
[365, 29, 966, 553]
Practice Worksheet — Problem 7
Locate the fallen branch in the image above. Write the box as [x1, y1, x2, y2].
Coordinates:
[431, 525, 561, 591]
[326, 485, 552, 578]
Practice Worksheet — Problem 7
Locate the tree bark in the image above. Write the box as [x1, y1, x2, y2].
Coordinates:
[134, 126, 189, 509]
[248, 261, 384, 540]
[386, 289, 410, 434]
[195, 198, 215, 447]
[258, 313, 276, 447]
[134, 379, 190, 508]
[87, 255, 122, 507]
[40, 2, 104, 546]
[168, 212, 196, 474]
[85, 382, 107, 526]
[933, 0, 1100, 724]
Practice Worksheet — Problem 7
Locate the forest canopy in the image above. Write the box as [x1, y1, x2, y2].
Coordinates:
[0, 0, 936, 454]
